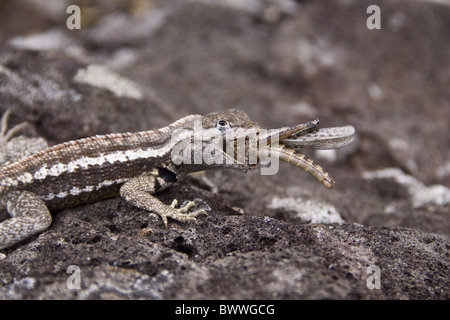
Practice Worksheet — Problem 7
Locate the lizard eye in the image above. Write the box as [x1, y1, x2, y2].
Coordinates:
[216, 119, 230, 129]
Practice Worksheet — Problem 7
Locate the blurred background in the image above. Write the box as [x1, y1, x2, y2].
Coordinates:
[0, 0, 449, 300]
[1, 0, 448, 234]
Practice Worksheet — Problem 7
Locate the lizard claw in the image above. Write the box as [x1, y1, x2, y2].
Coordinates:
[180, 200, 197, 212]
[162, 198, 209, 228]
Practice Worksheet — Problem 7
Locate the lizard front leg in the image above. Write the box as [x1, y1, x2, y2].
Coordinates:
[120, 169, 208, 228]
[0, 191, 52, 251]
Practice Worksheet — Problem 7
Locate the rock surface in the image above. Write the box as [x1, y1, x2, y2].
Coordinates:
[0, 0, 448, 299]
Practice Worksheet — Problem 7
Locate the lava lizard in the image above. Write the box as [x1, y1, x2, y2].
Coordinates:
[0, 109, 354, 255]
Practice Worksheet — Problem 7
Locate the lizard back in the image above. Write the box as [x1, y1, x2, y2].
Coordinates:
[0, 115, 199, 209]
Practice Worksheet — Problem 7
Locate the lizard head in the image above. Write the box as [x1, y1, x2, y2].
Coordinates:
[171, 109, 353, 188]
[198, 109, 320, 171]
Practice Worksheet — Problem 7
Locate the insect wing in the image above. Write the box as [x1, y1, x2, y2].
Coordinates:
[281, 125, 355, 150]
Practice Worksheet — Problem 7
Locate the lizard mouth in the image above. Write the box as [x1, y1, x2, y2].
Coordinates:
[258, 118, 320, 145]
[218, 117, 355, 189]
[226, 119, 320, 171]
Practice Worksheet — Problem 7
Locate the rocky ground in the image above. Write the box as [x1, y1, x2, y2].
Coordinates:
[0, 0, 448, 299]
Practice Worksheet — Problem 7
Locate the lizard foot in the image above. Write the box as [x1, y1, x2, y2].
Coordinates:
[0, 109, 31, 144]
[0, 109, 47, 165]
[159, 199, 210, 228]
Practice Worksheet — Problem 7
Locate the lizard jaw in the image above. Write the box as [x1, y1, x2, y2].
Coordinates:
[258, 118, 319, 146]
